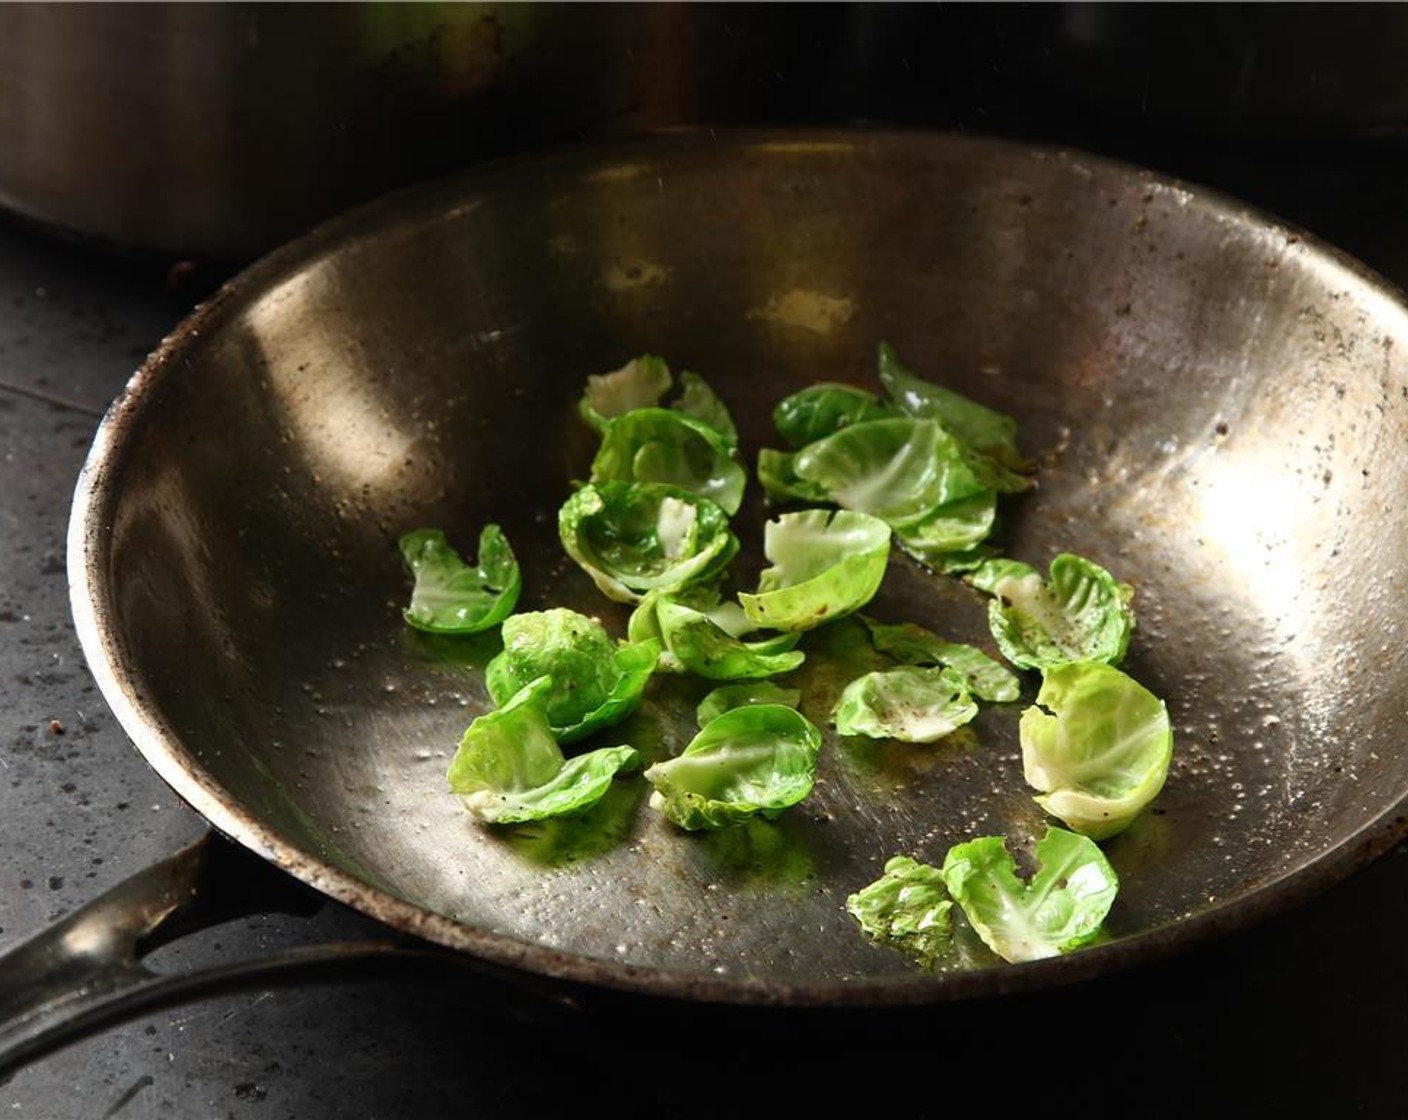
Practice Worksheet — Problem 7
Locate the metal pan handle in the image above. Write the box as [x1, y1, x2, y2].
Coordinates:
[0, 830, 581, 1077]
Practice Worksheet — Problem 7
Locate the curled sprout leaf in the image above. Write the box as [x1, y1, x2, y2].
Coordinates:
[877, 340, 1031, 479]
[487, 609, 614, 722]
[941, 827, 1119, 963]
[793, 417, 987, 527]
[674, 370, 739, 447]
[920, 546, 1000, 576]
[771, 382, 899, 448]
[553, 638, 660, 744]
[485, 608, 660, 745]
[579, 355, 738, 447]
[696, 681, 802, 728]
[832, 665, 979, 743]
[971, 552, 1135, 670]
[756, 447, 832, 506]
[1019, 660, 1173, 840]
[759, 347, 1029, 564]
[399, 525, 521, 634]
[738, 509, 891, 633]
[579, 354, 673, 434]
[846, 855, 954, 970]
[630, 583, 754, 645]
[558, 481, 739, 604]
[447, 677, 641, 824]
[627, 584, 756, 669]
[652, 597, 803, 681]
[644, 703, 822, 830]
[861, 617, 1021, 703]
[590, 408, 747, 515]
[893, 490, 999, 566]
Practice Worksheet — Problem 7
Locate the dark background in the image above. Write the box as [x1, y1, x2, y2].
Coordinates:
[4, 4, 1408, 1115]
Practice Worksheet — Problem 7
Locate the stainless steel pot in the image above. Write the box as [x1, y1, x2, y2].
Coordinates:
[7, 3, 1401, 264]
[0, 2, 869, 261]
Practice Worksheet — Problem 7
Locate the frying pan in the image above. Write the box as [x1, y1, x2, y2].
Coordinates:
[9, 127, 1408, 1064]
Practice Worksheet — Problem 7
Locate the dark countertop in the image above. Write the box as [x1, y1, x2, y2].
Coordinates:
[5, 120, 1408, 1116]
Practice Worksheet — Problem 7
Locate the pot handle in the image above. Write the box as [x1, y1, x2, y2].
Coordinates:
[0, 829, 582, 1076]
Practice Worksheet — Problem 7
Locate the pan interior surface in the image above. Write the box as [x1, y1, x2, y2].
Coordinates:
[72, 129, 1408, 1003]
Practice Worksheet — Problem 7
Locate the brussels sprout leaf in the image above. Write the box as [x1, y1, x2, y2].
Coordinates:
[738, 509, 891, 632]
[756, 447, 833, 506]
[627, 584, 751, 662]
[941, 827, 1118, 962]
[579, 354, 674, 433]
[846, 854, 954, 970]
[792, 417, 988, 527]
[771, 382, 899, 448]
[893, 490, 999, 567]
[399, 525, 521, 634]
[674, 370, 739, 447]
[485, 608, 661, 744]
[559, 481, 738, 603]
[971, 552, 1135, 670]
[832, 665, 979, 743]
[877, 341, 1030, 477]
[580, 356, 738, 447]
[447, 677, 641, 823]
[590, 408, 747, 515]
[696, 681, 802, 727]
[1019, 660, 1173, 839]
[861, 617, 1021, 702]
[653, 596, 804, 680]
[644, 704, 821, 830]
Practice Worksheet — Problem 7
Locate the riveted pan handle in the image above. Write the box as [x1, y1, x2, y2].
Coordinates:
[0, 830, 582, 1077]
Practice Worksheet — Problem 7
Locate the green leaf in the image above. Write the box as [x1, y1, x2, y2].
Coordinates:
[579, 354, 674, 434]
[832, 665, 979, 742]
[674, 370, 739, 447]
[877, 341, 1031, 477]
[644, 703, 822, 830]
[654, 596, 805, 680]
[771, 382, 899, 448]
[696, 681, 802, 727]
[447, 676, 641, 823]
[1019, 660, 1173, 839]
[558, 481, 739, 603]
[793, 417, 987, 527]
[578, 356, 738, 448]
[923, 545, 1001, 576]
[626, 583, 748, 665]
[590, 408, 747, 516]
[556, 638, 661, 743]
[893, 490, 999, 565]
[485, 608, 660, 744]
[861, 617, 1021, 702]
[846, 854, 954, 970]
[972, 552, 1136, 670]
[738, 509, 891, 633]
[756, 447, 833, 506]
[941, 827, 1118, 962]
[398, 525, 521, 634]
